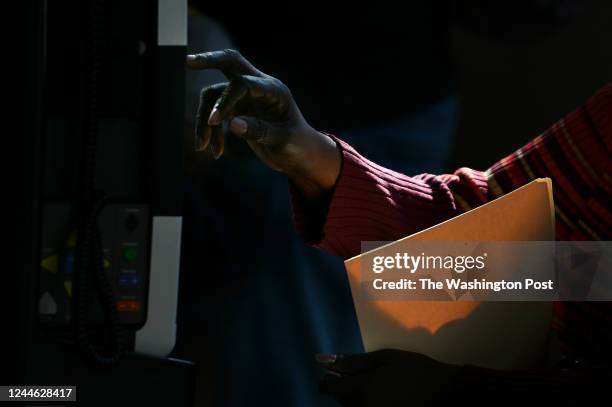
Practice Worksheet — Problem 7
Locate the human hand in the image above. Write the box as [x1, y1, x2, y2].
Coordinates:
[317, 349, 459, 406]
[186, 49, 340, 195]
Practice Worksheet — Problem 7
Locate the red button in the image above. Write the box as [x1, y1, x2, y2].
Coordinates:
[117, 300, 141, 312]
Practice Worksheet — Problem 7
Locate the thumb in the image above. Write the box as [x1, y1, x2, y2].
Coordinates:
[229, 116, 285, 145]
[316, 351, 388, 375]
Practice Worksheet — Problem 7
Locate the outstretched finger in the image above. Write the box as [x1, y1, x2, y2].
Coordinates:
[187, 49, 264, 79]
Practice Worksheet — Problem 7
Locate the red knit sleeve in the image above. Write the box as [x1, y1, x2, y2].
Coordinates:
[290, 82, 612, 260]
[291, 137, 489, 260]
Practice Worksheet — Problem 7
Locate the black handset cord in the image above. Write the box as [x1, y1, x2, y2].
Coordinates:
[72, 0, 123, 365]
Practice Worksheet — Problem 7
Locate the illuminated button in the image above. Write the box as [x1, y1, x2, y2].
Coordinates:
[62, 252, 74, 274]
[116, 300, 141, 312]
[119, 275, 141, 286]
[41, 254, 58, 273]
[64, 280, 72, 297]
[39, 292, 57, 315]
[123, 247, 137, 262]
[104, 258, 110, 270]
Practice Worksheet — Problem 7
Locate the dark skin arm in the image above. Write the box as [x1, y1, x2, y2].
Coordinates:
[186, 49, 341, 208]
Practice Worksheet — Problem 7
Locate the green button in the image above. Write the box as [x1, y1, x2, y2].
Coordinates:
[123, 247, 138, 262]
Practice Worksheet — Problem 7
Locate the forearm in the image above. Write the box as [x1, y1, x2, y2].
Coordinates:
[285, 129, 341, 208]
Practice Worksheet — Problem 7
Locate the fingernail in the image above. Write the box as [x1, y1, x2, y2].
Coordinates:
[208, 108, 221, 125]
[230, 117, 248, 135]
[186, 54, 197, 62]
[315, 354, 337, 365]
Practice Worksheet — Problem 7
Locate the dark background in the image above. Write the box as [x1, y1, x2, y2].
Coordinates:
[450, 0, 612, 170]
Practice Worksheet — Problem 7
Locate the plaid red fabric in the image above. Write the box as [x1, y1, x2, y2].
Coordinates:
[291, 83, 612, 358]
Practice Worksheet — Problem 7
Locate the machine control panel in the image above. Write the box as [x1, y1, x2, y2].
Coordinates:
[39, 203, 149, 326]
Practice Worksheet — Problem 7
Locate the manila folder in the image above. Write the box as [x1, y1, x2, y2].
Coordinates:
[344, 178, 555, 369]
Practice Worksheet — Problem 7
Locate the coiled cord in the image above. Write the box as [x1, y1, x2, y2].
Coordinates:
[72, 0, 123, 366]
